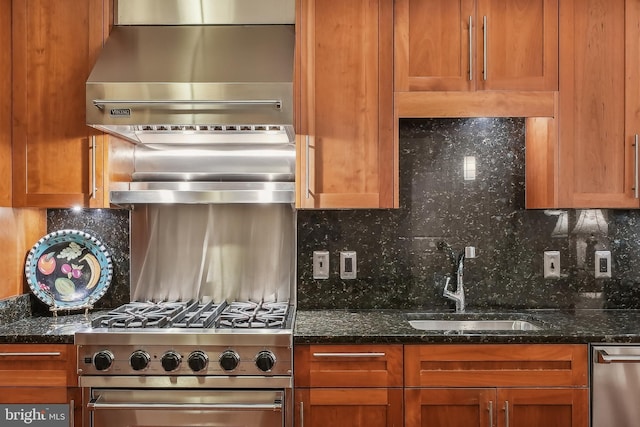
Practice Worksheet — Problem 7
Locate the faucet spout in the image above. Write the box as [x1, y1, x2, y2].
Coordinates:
[438, 243, 469, 313]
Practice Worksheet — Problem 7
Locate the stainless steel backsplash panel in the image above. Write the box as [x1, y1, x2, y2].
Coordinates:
[130, 204, 295, 303]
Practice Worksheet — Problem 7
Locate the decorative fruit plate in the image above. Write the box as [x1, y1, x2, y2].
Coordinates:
[25, 230, 113, 310]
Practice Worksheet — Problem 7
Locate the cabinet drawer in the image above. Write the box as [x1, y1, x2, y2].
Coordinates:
[405, 344, 587, 387]
[0, 344, 77, 387]
[295, 345, 403, 387]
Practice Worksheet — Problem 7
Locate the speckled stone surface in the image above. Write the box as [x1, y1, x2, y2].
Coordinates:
[297, 118, 640, 311]
[0, 294, 30, 324]
[5, 307, 640, 345]
[294, 309, 640, 344]
[0, 311, 104, 344]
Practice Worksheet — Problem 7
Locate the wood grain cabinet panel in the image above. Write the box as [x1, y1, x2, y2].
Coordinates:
[395, 0, 558, 92]
[0, 344, 80, 426]
[12, 0, 110, 208]
[295, 0, 394, 209]
[294, 344, 403, 427]
[555, 0, 640, 208]
[0, 0, 10, 206]
[404, 344, 588, 427]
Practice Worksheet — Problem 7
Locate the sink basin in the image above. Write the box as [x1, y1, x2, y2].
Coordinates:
[406, 312, 545, 332]
[408, 319, 541, 331]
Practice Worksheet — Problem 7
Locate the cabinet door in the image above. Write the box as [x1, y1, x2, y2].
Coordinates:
[499, 388, 588, 427]
[296, 388, 403, 427]
[0, 344, 77, 387]
[478, 0, 558, 91]
[557, 0, 638, 208]
[296, 0, 394, 209]
[0, 0, 10, 206]
[12, 0, 109, 208]
[395, 0, 475, 91]
[405, 388, 494, 427]
[295, 344, 404, 388]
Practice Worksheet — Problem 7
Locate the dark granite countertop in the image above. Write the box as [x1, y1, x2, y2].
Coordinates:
[4, 307, 640, 345]
[0, 312, 100, 344]
[294, 309, 640, 345]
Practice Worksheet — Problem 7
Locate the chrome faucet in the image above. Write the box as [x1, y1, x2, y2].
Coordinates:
[438, 242, 474, 313]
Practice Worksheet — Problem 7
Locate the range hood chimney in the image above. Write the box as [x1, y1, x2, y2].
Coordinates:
[87, 0, 296, 205]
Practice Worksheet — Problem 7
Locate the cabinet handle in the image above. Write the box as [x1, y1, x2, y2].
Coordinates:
[596, 349, 640, 363]
[488, 400, 494, 427]
[90, 135, 97, 199]
[504, 400, 509, 427]
[469, 16, 473, 81]
[69, 399, 74, 427]
[300, 401, 304, 427]
[0, 352, 61, 357]
[305, 135, 311, 199]
[634, 134, 639, 199]
[312, 352, 386, 358]
[483, 16, 488, 81]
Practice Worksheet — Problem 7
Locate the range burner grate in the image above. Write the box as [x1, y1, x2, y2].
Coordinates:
[91, 300, 289, 330]
[218, 301, 290, 329]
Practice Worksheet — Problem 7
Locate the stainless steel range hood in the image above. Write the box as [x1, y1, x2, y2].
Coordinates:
[87, 0, 296, 205]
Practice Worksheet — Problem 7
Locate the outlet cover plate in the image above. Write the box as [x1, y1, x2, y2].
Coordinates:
[595, 250, 612, 278]
[340, 251, 357, 280]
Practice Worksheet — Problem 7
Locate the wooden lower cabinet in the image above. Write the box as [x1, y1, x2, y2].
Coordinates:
[0, 344, 80, 426]
[294, 344, 404, 426]
[405, 387, 588, 427]
[294, 344, 588, 427]
[296, 388, 403, 427]
[404, 344, 589, 427]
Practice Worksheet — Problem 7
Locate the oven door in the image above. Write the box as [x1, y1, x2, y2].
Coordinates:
[87, 389, 284, 427]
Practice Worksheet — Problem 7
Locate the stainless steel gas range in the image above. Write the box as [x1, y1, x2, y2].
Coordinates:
[76, 300, 294, 427]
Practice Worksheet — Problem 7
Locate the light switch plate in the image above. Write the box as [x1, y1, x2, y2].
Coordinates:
[340, 251, 357, 280]
[595, 250, 612, 278]
[313, 251, 329, 279]
[543, 251, 560, 279]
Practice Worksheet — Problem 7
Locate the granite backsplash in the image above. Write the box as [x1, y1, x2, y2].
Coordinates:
[42, 118, 640, 312]
[297, 118, 640, 311]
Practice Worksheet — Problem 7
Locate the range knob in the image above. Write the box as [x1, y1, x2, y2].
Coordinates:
[255, 350, 276, 372]
[219, 350, 240, 371]
[188, 350, 209, 372]
[161, 351, 182, 372]
[129, 350, 151, 371]
[93, 350, 114, 371]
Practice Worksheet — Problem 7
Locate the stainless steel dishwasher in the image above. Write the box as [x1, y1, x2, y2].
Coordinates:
[591, 344, 640, 427]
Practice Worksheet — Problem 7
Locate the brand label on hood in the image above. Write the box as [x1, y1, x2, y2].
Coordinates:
[110, 108, 131, 117]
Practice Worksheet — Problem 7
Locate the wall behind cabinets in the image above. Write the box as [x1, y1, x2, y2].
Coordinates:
[297, 118, 640, 310]
[45, 118, 640, 311]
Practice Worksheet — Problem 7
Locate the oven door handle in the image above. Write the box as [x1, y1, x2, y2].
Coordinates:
[87, 398, 283, 412]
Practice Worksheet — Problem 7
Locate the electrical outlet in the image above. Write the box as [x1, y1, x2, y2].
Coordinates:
[595, 250, 612, 278]
[543, 251, 560, 279]
[340, 251, 357, 279]
[313, 251, 329, 279]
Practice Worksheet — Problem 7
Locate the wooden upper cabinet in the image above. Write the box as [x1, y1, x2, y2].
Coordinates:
[0, 0, 11, 206]
[395, 0, 558, 92]
[557, 0, 640, 208]
[295, 0, 395, 209]
[12, 0, 110, 208]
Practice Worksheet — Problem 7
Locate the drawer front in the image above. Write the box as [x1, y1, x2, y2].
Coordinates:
[405, 344, 588, 387]
[295, 345, 403, 387]
[0, 344, 76, 387]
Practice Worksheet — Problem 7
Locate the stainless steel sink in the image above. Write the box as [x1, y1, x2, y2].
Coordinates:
[408, 319, 541, 331]
[406, 312, 545, 332]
